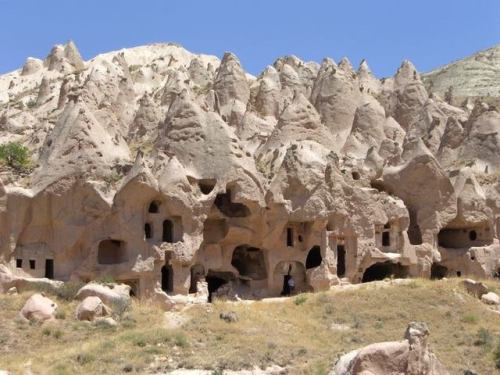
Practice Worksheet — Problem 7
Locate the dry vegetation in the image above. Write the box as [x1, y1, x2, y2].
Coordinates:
[1, 278, 499, 374]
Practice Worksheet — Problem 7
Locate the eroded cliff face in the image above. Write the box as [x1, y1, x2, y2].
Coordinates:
[0, 42, 498, 298]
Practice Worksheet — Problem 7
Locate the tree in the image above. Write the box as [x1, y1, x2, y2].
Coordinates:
[0, 141, 30, 170]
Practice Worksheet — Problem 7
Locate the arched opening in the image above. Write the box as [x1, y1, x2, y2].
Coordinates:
[161, 265, 173, 293]
[361, 262, 408, 283]
[206, 271, 233, 302]
[430, 263, 448, 280]
[189, 264, 205, 294]
[144, 223, 152, 239]
[214, 189, 250, 217]
[198, 179, 216, 195]
[273, 261, 306, 296]
[306, 246, 322, 269]
[337, 245, 346, 277]
[469, 230, 477, 241]
[148, 200, 161, 213]
[352, 171, 360, 180]
[162, 220, 173, 243]
[231, 245, 267, 280]
[98, 240, 127, 264]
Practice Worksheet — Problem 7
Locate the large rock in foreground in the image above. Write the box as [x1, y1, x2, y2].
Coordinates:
[19, 293, 58, 322]
[331, 322, 448, 375]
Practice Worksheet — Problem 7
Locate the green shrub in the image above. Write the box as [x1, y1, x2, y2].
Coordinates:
[0, 142, 30, 170]
[473, 328, 492, 347]
[56, 281, 84, 301]
[294, 295, 308, 306]
[494, 340, 500, 369]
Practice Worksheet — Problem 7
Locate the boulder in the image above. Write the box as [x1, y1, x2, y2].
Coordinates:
[330, 322, 448, 375]
[460, 279, 489, 298]
[75, 296, 112, 321]
[19, 293, 58, 322]
[76, 283, 131, 310]
[480, 292, 499, 305]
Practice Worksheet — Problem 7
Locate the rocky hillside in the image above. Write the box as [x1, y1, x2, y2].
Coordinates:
[0, 41, 499, 300]
[423, 45, 500, 103]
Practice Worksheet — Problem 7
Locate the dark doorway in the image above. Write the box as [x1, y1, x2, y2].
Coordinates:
[98, 240, 127, 264]
[337, 245, 346, 277]
[29, 259, 36, 269]
[163, 220, 173, 243]
[45, 259, 54, 279]
[144, 223, 152, 239]
[161, 265, 173, 293]
[408, 209, 423, 245]
[287, 228, 294, 247]
[469, 230, 477, 241]
[16, 259, 22, 268]
[361, 262, 408, 282]
[382, 231, 390, 247]
[206, 273, 230, 302]
[189, 264, 205, 294]
[306, 246, 322, 269]
[430, 263, 448, 280]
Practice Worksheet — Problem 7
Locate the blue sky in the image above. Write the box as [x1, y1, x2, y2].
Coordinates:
[0, 1, 499, 77]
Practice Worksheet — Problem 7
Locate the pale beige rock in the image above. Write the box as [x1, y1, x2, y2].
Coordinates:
[75, 296, 111, 321]
[19, 293, 58, 322]
[481, 291, 499, 305]
[331, 322, 448, 375]
[76, 283, 131, 309]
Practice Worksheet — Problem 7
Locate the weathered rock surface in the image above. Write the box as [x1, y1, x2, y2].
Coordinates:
[0, 41, 498, 299]
[19, 293, 57, 322]
[331, 322, 449, 375]
[76, 283, 131, 309]
[75, 295, 111, 321]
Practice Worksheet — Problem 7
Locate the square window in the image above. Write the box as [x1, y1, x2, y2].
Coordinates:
[16, 259, 23, 268]
[29, 260, 36, 269]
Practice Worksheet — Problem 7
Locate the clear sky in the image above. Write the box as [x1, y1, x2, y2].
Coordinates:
[0, 0, 499, 77]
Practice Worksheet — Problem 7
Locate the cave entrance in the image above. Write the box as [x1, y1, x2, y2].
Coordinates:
[163, 220, 173, 243]
[189, 264, 205, 294]
[98, 240, 127, 264]
[337, 245, 346, 277]
[430, 263, 448, 280]
[148, 200, 161, 213]
[214, 189, 250, 217]
[361, 262, 408, 282]
[144, 223, 152, 239]
[231, 245, 267, 280]
[408, 209, 423, 245]
[161, 264, 173, 293]
[45, 259, 54, 279]
[306, 246, 322, 269]
[206, 271, 233, 302]
[437, 227, 490, 249]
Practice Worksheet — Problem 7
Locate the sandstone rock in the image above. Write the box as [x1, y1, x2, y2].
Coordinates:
[480, 291, 499, 305]
[76, 296, 111, 321]
[19, 293, 58, 322]
[76, 283, 131, 310]
[330, 322, 448, 375]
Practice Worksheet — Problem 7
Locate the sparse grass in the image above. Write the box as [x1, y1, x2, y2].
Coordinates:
[0, 279, 499, 374]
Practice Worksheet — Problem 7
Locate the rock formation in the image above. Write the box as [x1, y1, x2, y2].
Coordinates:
[0, 41, 498, 299]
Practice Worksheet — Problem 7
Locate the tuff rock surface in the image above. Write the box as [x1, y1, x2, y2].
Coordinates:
[0, 41, 499, 299]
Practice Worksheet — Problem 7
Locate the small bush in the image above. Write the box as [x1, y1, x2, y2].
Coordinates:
[0, 142, 30, 170]
[473, 328, 492, 347]
[174, 333, 188, 348]
[461, 314, 478, 324]
[76, 352, 95, 365]
[494, 341, 500, 369]
[294, 295, 308, 306]
[56, 281, 84, 301]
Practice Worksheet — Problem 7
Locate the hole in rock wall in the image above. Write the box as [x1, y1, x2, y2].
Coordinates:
[306, 246, 322, 269]
[456, 271, 462, 277]
[430, 263, 448, 280]
[287, 228, 294, 247]
[189, 264, 205, 294]
[45, 259, 54, 279]
[408, 209, 423, 245]
[198, 179, 216, 195]
[273, 262, 306, 296]
[361, 262, 408, 282]
[161, 265, 174, 293]
[148, 200, 161, 213]
[144, 223, 152, 239]
[214, 189, 250, 217]
[206, 271, 233, 302]
[162, 220, 173, 243]
[352, 171, 360, 180]
[438, 227, 491, 249]
[337, 245, 346, 277]
[16, 259, 22, 268]
[231, 245, 267, 280]
[98, 240, 128, 265]
[29, 260, 36, 269]
[382, 231, 390, 247]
